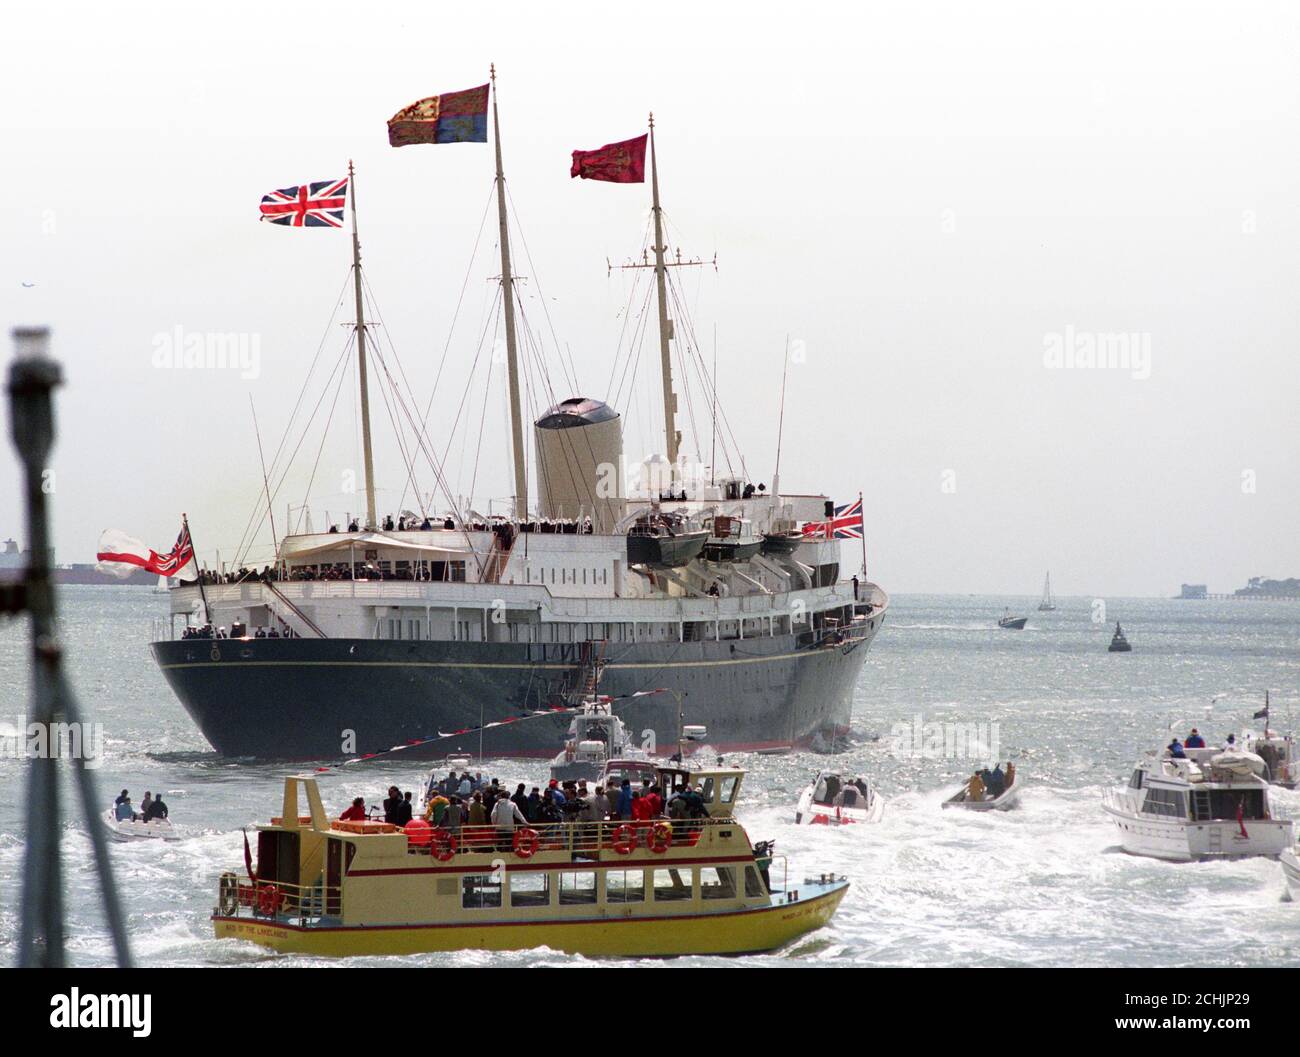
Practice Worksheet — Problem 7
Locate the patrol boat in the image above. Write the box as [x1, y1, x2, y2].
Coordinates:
[212, 765, 848, 957]
[1101, 745, 1293, 860]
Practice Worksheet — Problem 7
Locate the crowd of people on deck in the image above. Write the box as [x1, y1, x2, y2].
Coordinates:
[1166, 728, 1231, 758]
[181, 622, 297, 640]
[338, 770, 713, 838]
[965, 762, 1015, 802]
[113, 789, 169, 824]
[320, 514, 597, 537]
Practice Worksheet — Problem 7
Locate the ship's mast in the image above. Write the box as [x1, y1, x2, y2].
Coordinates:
[649, 114, 680, 474]
[491, 65, 528, 521]
[348, 160, 378, 530]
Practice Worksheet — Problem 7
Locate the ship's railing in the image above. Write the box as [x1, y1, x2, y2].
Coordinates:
[404, 816, 737, 858]
[216, 873, 341, 925]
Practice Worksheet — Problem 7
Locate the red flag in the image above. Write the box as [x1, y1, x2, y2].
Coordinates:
[243, 829, 257, 882]
[570, 134, 647, 183]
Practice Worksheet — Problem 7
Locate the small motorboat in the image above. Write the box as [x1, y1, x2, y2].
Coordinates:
[760, 529, 803, 556]
[795, 772, 884, 825]
[549, 699, 648, 783]
[997, 609, 1027, 630]
[101, 807, 179, 842]
[1108, 622, 1131, 652]
[625, 511, 709, 568]
[701, 514, 762, 563]
[943, 770, 1021, 811]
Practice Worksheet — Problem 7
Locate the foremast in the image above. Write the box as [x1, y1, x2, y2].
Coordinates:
[649, 114, 679, 472]
[348, 160, 378, 530]
[491, 65, 528, 521]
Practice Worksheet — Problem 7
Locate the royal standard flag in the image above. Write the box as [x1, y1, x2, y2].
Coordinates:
[388, 84, 489, 147]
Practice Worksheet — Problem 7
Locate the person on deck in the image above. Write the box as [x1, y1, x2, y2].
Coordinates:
[425, 791, 449, 825]
[115, 789, 129, 807]
[615, 779, 634, 820]
[114, 797, 135, 822]
[987, 765, 1006, 798]
[631, 791, 653, 822]
[526, 786, 542, 822]
[139, 792, 153, 819]
[143, 794, 168, 823]
[586, 785, 610, 822]
[382, 786, 402, 825]
[339, 797, 366, 821]
[1005, 761, 1016, 787]
[966, 772, 985, 803]
[1167, 739, 1186, 758]
[1185, 729, 1206, 749]
[491, 793, 528, 850]
[395, 792, 413, 827]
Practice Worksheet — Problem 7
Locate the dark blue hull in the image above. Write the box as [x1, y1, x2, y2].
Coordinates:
[150, 623, 881, 760]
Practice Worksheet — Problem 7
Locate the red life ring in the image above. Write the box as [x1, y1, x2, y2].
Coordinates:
[611, 823, 638, 855]
[647, 822, 673, 854]
[513, 827, 540, 858]
[430, 828, 458, 862]
[256, 884, 281, 916]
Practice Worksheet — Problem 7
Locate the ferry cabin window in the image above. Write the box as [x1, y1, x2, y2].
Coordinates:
[653, 867, 694, 902]
[700, 866, 737, 900]
[462, 874, 503, 909]
[745, 866, 767, 898]
[558, 871, 597, 905]
[719, 776, 739, 804]
[509, 872, 551, 908]
[605, 869, 646, 903]
[698, 777, 716, 803]
[1128, 769, 1144, 790]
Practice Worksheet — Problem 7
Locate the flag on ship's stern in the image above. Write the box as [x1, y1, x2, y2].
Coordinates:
[387, 84, 490, 147]
[258, 178, 348, 227]
[570, 134, 648, 182]
[96, 521, 196, 580]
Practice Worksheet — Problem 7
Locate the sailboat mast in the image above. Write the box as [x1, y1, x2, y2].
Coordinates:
[649, 114, 679, 474]
[491, 65, 528, 521]
[348, 160, 378, 530]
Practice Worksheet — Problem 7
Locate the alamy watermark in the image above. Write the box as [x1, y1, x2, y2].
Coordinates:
[0, 718, 104, 768]
[151, 325, 261, 379]
[890, 714, 1000, 761]
[1043, 325, 1151, 380]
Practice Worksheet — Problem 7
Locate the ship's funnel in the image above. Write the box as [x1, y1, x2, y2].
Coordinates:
[534, 397, 625, 531]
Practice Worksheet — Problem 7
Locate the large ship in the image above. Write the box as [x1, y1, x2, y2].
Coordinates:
[150, 76, 887, 760]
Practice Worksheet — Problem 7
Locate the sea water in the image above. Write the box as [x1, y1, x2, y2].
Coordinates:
[0, 588, 1296, 966]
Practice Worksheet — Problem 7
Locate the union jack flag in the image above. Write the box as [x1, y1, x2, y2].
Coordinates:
[259, 177, 348, 228]
[802, 497, 864, 540]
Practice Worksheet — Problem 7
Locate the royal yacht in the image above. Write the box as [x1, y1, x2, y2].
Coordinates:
[150, 81, 887, 761]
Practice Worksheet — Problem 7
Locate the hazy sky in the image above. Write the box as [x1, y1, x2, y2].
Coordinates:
[2, 1, 1297, 597]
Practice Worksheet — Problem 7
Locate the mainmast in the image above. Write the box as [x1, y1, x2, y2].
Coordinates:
[491, 65, 528, 521]
[348, 160, 378, 530]
[649, 114, 680, 473]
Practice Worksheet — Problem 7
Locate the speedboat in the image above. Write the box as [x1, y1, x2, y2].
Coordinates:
[795, 772, 884, 825]
[997, 609, 1027, 630]
[1108, 622, 1131, 652]
[625, 510, 709, 568]
[102, 807, 179, 843]
[943, 769, 1021, 811]
[549, 699, 647, 783]
[1101, 746, 1293, 860]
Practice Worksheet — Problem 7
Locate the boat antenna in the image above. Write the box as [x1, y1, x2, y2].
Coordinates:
[772, 334, 789, 499]
[710, 323, 717, 487]
[491, 65, 528, 521]
[348, 160, 378, 530]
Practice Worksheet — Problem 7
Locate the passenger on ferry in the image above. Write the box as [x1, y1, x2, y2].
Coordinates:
[536, 789, 562, 824]
[511, 783, 529, 820]
[466, 792, 488, 826]
[615, 778, 634, 820]
[425, 790, 450, 825]
[457, 773, 472, 797]
[491, 793, 528, 849]
[395, 792, 413, 827]
[526, 786, 542, 822]
[441, 796, 463, 832]
[631, 791, 652, 821]
[383, 786, 403, 824]
[548, 778, 566, 810]
[668, 788, 689, 820]
[143, 794, 168, 822]
[1185, 729, 1206, 749]
[1167, 738, 1186, 758]
[339, 797, 367, 821]
[642, 781, 663, 817]
[586, 785, 610, 821]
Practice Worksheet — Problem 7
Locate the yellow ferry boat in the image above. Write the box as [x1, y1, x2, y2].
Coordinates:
[213, 764, 848, 957]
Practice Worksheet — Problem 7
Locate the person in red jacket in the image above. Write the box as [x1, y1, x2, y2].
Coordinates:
[338, 797, 366, 821]
[631, 791, 653, 822]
